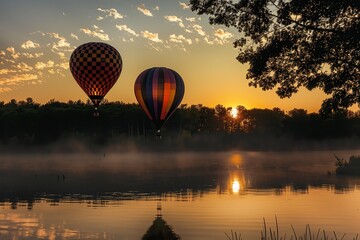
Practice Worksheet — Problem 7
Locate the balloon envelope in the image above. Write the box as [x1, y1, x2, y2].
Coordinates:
[134, 67, 185, 130]
[69, 42, 122, 107]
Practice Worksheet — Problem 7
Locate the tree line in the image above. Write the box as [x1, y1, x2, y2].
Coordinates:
[0, 98, 359, 150]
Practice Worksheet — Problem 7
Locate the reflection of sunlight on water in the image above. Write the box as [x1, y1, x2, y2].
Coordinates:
[229, 152, 243, 169]
[232, 179, 240, 193]
[228, 174, 247, 194]
[227, 153, 246, 194]
[0, 211, 81, 239]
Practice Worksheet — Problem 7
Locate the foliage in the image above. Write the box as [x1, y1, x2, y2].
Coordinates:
[334, 154, 348, 168]
[189, 0, 360, 115]
[0, 98, 360, 149]
[335, 155, 360, 175]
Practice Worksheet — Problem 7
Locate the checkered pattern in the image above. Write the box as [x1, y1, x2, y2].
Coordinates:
[69, 42, 122, 102]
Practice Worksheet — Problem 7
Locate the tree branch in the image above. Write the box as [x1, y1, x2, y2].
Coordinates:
[266, 12, 339, 33]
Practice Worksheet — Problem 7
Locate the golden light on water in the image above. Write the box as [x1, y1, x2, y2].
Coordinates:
[229, 153, 242, 166]
[232, 179, 240, 193]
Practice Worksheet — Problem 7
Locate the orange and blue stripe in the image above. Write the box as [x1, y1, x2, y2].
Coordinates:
[134, 67, 185, 130]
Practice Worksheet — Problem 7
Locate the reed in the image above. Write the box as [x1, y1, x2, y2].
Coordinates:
[225, 230, 242, 240]
[226, 217, 359, 240]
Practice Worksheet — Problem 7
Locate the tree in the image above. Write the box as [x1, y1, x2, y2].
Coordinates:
[190, 0, 360, 115]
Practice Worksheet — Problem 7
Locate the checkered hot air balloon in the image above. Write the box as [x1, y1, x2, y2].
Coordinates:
[69, 42, 122, 113]
[134, 67, 185, 136]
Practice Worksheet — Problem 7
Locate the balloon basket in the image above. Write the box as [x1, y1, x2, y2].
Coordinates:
[93, 108, 99, 117]
[156, 130, 162, 140]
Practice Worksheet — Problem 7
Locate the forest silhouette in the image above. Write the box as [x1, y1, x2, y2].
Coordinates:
[0, 98, 359, 151]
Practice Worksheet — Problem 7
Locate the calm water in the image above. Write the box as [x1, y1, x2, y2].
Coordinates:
[0, 150, 360, 239]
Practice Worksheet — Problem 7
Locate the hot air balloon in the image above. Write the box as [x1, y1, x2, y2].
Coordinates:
[69, 42, 122, 116]
[134, 67, 185, 137]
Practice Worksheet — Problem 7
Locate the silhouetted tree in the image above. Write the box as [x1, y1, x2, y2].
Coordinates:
[246, 108, 285, 136]
[190, 0, 360, 115]
[0, 98, 360, 148]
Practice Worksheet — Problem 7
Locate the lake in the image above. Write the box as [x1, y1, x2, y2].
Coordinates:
[0, 150, 359, 239]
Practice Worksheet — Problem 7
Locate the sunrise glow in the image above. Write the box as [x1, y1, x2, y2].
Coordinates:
[0, 0, 336, 112]
[230, 107, 238, 118]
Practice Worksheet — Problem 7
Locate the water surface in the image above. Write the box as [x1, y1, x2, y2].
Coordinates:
[0, 150, 359, 239]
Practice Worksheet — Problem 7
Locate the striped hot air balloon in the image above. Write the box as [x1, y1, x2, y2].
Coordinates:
[69, 42, 122, 115]
[134, 67, 185, 136]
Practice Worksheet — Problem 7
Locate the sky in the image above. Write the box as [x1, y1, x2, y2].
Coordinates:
[0, 0, 340, 112]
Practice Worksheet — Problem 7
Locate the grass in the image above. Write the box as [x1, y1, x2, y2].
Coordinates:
[226, 217, 359, 240]
[225, 230, 242, 240]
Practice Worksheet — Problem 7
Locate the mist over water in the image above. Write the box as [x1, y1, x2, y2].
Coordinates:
[1, 150, 359, 199]
[1, 150, 360, 239]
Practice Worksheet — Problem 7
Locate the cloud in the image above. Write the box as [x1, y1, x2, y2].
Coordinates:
[0, 74, 38, 85]
[0, 87, 11, 93]
[179, 2, 190, 9]
[97, 16, 104, 20]
[204, 37, 214, 45]
[164, 15, 182, 23]
[169, 34, 192, 45]
[4, 59, 15, 64]
[164, 15, 184, 28]
[16, 62, 33, 72]
[71, 33, 79, 40]
[47, 32, 71, 50]
[6, 47, 15, 54]
[141, 30, 162, 43]
[31, 31, 46, 36]
[137, 4, 153, 17]
[21, 40, 40, 49]
[57, 62, 69, 70]
[116, 25, 139, 36]
[0, 51, 5, 56]
[214, 28, 233, 40]
[153, 6, 159, 11]
[146, 43, 162, 52]
[57, 52, 66, 58]
[6, 47, 20, 59]
[193, 24, 206, 36]
[97, 8, 124, 19]
[35, 60, 55, 70]
[31, 31, 72, 51]
[0, 69, 16, 75]
[81, 26, 109, 41]
[121, 37, 135, 43]
[186, 17, 196, 22]
[212, 28, 233, 45]
[22, 52, 43, 58]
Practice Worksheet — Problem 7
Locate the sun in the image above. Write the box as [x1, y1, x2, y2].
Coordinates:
[230, 107, 238, 118]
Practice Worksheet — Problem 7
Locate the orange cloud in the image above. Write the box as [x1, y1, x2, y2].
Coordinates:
[141, 30, 162, 43]
[21, 40, 40, 49]
[80, 26, 109, 41]
[137, 4, 153, 17]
